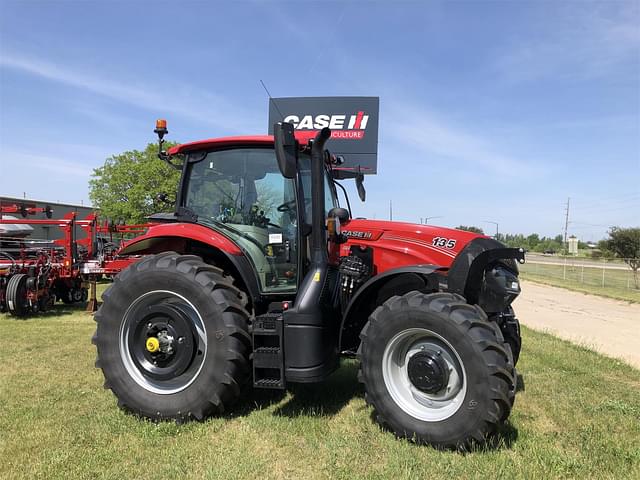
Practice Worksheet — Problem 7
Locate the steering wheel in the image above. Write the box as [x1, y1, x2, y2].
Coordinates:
[277, 199, 296, 213]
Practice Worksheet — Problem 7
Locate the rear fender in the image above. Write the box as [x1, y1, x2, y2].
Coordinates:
[118, 223, 241, 256]
[117, 225, 260, 307]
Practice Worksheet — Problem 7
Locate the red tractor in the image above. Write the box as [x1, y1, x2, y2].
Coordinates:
[93, 121, 524, 449]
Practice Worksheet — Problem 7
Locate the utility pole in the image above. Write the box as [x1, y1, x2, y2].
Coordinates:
[389, 200, 393, 221]
[483, 220, 499, 239]
[563, 197, 570, 246]
[424, 216, 443, 225]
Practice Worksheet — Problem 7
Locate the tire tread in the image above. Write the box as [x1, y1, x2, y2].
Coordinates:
[357, 291, 516, 450]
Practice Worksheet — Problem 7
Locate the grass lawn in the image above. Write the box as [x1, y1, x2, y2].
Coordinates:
[520, 262, 640, 303]
[1, 298, 639, 479]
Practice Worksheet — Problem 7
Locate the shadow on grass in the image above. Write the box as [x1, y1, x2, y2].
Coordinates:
[226, 387, 287, 418]
[272, 361, 363, 418]
[0, 302, 90, 319]
[231, 360, 518, 451]
[222, 362, 362, 420]
[488, 421, 519, 450]
[372, 409, 519, 452]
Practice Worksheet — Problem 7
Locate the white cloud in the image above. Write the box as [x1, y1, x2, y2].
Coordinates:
[0, 52, 261, 133]
[384, 102, 534, 176]
[0, 149, 94, 178]
[494, 4, 640, 83]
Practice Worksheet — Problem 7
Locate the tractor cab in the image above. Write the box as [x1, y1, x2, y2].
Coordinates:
[159, 132, 342, 295]
[182, 146, 306, 294]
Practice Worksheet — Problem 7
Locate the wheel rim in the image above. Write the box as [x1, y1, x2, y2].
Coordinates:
[382, 327, 467, 422]
[72, 288, 84, 302]
[119, 290, 207, 394]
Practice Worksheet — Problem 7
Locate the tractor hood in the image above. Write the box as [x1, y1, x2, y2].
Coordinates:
[340, 219, 487, 272]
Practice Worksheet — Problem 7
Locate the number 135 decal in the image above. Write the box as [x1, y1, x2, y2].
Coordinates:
[432, 237, 457, 249]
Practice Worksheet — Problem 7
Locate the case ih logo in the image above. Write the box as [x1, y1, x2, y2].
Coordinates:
[268, 96, 379, 174]
[343, 230, 373, 239]
[282, 112, 370, 140]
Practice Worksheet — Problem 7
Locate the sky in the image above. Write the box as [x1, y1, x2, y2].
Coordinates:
[0, 0, 638, 241]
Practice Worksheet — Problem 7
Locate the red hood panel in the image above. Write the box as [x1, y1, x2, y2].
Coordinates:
[340, 219, 485, 273]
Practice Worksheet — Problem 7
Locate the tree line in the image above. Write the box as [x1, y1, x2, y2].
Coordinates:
[89, 145, 639, 287]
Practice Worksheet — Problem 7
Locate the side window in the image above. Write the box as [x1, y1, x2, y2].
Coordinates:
[185, 148, 299, 294]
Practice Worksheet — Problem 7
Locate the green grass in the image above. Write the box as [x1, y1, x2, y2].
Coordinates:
[520, 262, 640, 303]
[1, 300, 639, 479]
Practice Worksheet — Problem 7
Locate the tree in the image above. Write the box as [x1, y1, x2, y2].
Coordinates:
[526, 233, 540, 249]
[456, 225, 484, 235]
[89, 143, 181, 224]
[602, 227, 640, 288]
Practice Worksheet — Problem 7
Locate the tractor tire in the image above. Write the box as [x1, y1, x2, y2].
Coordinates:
[6, 274, 29, 317]
[59, 286, 74, 304]
[92, 252, 251, 422]
[358, 291, 516, 450]
[70, 287, 85, 303]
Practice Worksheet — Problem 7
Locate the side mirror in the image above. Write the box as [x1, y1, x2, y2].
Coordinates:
[274, 122, 298, 179]
[356, 173, 366, 202]
[329, 207, 350, 225]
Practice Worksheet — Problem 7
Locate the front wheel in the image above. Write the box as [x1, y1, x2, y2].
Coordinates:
[358, 292, 515, 449]
[92, 253, 251, 421]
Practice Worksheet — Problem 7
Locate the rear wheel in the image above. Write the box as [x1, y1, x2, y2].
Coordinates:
[93, 253, 251, 421]
[358, 292, 515, 450]
[6, 274, 29, 317]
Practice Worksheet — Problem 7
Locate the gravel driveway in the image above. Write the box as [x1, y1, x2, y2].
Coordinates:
[513, 280, 640, 368]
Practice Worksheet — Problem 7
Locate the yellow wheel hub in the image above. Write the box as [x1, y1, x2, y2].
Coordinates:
[146, 337, 160, 353]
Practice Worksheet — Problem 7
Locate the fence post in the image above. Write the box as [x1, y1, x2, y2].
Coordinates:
[602, 259, 606, 287]
[563, 257, 567, 280]
[581, 264, 584, 284]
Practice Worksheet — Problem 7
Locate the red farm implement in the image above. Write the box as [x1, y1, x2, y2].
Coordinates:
[0, 205, 153, 316]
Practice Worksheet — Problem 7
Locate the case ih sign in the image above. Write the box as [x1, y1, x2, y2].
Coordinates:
[268, 96, 379, 174]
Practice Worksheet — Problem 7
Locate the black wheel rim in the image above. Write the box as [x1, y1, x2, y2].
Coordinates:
[119, 290, 207, 394]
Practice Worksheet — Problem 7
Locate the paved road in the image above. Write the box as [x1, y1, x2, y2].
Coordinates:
[513, 280, 640, 368]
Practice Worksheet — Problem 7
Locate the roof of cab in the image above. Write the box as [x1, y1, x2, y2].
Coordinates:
[166, 132, 318, 155]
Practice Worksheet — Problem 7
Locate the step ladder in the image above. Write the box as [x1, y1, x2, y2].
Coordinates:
[252, 313, 285, 389]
